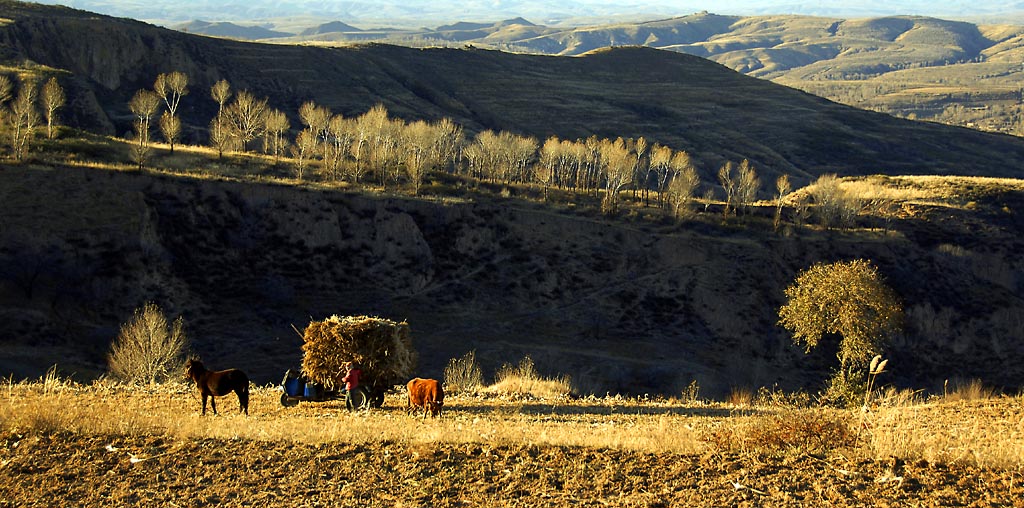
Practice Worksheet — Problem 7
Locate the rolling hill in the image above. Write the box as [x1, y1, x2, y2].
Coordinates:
[1, 1, 1024, 396]
[185, 12, 1024, 134]
[3, 0, 1024, 188]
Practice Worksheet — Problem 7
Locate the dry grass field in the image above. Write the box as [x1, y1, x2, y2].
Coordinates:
[1, 376, 1021, 506]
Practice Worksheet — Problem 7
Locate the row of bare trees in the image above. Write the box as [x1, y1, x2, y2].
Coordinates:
[0, 74, 65, 161]
[120, 71, 772, 212]
[119, 72, 870, 227]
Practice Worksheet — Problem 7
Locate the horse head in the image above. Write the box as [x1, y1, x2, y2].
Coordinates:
[183, 357, 205, 381]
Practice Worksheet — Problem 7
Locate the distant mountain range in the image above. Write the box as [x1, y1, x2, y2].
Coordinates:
[168, 11, 1024, 134]
[31, 0, 1024, 27]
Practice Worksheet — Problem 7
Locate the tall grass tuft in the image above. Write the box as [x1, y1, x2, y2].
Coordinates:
[943, 378, 998, 401]
[444, 350, 484, 395]
[486, 356, 572, 399]
[726, 386, 753, 406]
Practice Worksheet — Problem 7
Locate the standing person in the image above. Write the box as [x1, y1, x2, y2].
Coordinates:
[342, 361, 362, 410]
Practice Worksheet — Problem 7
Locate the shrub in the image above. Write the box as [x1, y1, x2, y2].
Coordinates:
[745, 409, 858, 454]
[107, 302, 188, 384]
[680, 380, 701, 405]
[808, 174, 859, 229]
[753, 385, 812, 408]
[444, 350, 484, 394]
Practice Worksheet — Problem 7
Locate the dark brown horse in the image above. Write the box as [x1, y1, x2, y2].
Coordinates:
[183, 358, 249, 415]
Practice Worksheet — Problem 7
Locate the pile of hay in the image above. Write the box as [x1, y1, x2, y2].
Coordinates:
[301, 315, 417, 389]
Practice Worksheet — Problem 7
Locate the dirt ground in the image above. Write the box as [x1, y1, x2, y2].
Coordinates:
[2, 428, 1021, 507]
[1, 385, 1022, 507]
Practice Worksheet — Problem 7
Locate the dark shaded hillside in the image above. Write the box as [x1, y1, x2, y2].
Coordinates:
[2, 165, 1023, 395]
[3, 1, 1024, 185]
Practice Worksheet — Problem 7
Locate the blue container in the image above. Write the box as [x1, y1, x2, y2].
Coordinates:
[304, 383, 320, 398]
[284, 377, 303, 397]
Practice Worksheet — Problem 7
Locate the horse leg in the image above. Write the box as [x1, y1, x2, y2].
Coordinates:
[209, 394, 218, 415]
[237, 387, 249, 415]
[201, 393, 208, 415]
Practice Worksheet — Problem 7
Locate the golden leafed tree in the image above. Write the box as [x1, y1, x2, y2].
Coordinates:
[778, 259, 902, 371]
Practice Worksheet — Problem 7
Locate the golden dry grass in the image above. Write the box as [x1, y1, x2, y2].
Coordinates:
[2, 378, 1021, 469]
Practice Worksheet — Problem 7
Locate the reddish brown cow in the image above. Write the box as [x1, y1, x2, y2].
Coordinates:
[407, 377, 444, 418]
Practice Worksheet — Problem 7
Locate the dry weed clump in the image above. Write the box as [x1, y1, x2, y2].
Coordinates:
[703, 409, 857, 456]
[444, 350, 484, 395]
[726, 386, 753, 406]
[942, 378, 998, 402]
[752, 385, 812, 408]
[301, 315, 416, 389]
[484, 356, 572, 399]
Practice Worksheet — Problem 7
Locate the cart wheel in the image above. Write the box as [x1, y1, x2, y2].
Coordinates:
[347, 386, 369, 410]
[370, 390, 385, 408]
[280, 393, 299, 407]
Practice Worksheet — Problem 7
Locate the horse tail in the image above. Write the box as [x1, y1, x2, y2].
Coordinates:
[238, 371, 250, 415]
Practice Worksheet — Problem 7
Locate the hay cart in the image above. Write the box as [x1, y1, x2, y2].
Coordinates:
[279, 315, 416, 410]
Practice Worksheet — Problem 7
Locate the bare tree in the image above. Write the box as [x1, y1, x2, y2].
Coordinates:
[154, 72, 188, 153]
[40, 77, 65, 140]
[298, 100, 330, 167]
[129, 89, 161, 168]
[210, 79, 231, 118]
[631, 136, 648, 202]
[430, 117, 463, 173]
[291, 128, 317, 180]
[403, 120, 437, 195]
[600, 137, 633, 215]
[348, 108, 373, 182]
[224, 90, 268, 152]
[208, 116, 232, 159]
[9, 80, 40, 160]
[701, 188, 716, 213]
[158, 111, 181, 152]
[324, 114, 351, 181]
[667, 161, 700, 219]
[108, 302, 189, 384]
[264, 108, 290, 162]
[0, 75, 12, 105]
[538, 136, 563, 191]
[735, 158, 760, 216]
[154, 72, 188, 116]
[774, 174, 792, 231]
[648, 143, 673, 208]
[717, 161, 737, 218]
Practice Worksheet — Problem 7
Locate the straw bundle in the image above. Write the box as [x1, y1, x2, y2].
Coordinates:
[301, 315, 417, 389]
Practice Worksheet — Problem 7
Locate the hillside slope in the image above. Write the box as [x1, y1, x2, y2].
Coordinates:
[2, 164, 1023, 395]
[3, 1, 1024, 186]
